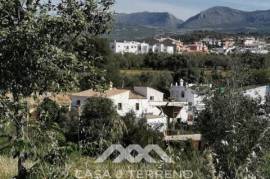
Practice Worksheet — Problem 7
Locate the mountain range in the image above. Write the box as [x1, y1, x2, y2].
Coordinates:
[115, 12, 183, 29]
[110, 7, 270, 40]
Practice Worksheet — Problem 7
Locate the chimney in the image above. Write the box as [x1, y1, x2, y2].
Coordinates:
[180, 79, 184, 86]
[109, 81, 113, 90]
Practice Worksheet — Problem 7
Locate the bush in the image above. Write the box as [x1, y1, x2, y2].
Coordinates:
[79, 97, 125, 156]
[37, 98, 61, 126]
[197, 91, 268, 178]
[121, 112, 164, 148]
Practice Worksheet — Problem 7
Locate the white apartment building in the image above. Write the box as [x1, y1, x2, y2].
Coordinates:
[138, 42, 150, 54]
[150, 44, 174, 54]
[110, 41, 174, 54]
[110, 41, 141, 54]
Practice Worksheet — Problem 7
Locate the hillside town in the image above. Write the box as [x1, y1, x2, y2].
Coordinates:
[111, 36, 270, 55]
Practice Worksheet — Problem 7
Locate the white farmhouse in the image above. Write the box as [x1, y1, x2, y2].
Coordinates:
[170, 79, 205, 107]
[71, 86, 168, 130]
[169, 79, 208, 123]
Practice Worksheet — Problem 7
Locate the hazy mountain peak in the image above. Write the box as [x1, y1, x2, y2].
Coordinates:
[115, 12, 183, 29]
[180, 6, 270, 31]
[111, 7, 270, 40]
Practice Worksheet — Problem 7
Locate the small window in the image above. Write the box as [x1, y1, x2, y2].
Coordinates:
[76, 100, 81, 106]
[150, 96, 154, 101]
[181, 91, 185, 98]
[136, 103, 140, 111]
[118, 103, 122, 110]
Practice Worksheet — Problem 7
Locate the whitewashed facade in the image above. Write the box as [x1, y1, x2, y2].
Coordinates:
[110, 41, 141, 54]
[71, 86, 165, 119]
[150, 44, 174, 54]
[169, 79, 207, 123]
[170, 79, 205, 107]
[110, 40, 174, 54]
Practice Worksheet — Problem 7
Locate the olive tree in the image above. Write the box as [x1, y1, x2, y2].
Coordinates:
[79, 97, 125, 156]
[0, 0, 114, 177]
[196, 61, 270, 178]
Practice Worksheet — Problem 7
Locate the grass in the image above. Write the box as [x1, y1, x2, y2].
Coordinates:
[0, 151, 213, 179]
[0, 155, 33, 179]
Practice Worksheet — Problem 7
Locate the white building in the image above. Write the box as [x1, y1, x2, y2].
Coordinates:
[71, 86, 168, 131]
[110, 41, 174, 54]
[169, 79, 208, 123]
[170, 79, 205, 107]
[150, 44, 174, 54]
[243, 85, 270, 104]
[244, 37, 257, 47]
[110, 41, 141, 54]
[110, 41, 150, 54]
[166, 46, 174, 54]
[139, 42, 150, 54]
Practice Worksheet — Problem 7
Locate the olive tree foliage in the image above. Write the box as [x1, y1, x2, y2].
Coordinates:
[0, 0, 114, 178]
[196, 62, 270, 178]
[79, 97, 125, 156]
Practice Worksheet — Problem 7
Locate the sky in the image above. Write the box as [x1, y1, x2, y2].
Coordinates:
[114, 0, 270, 20]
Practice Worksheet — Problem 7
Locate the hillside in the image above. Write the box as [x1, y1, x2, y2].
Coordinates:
[180, 6, 270, 32]
[109, 12, 183, 40]
[109, 7, 270, 40]
[115, 12, 183, 29]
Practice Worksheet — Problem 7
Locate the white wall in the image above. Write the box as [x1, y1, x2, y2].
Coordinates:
[244, 86, 270, 103]
[71, 89, 164, 118]
[170, 85, 195, 104]
[134, 87, 164, 102]
[166, 46, 174, 54]
[110, 41, 140, 54]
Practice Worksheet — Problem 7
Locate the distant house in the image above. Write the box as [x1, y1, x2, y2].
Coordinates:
[244, 37, 257, 47]
[110, 40, 174, 54]
[110, 41, 142, 54]
[243, 86, 270, 104]
[170, 79, 205, 107]
[169, 79, 208, 123]
[185, 42, 209, 53]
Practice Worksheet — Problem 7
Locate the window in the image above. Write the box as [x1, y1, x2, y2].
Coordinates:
[181, 91, 185, 98]
[76, 100, 81, 106]
[136, 103, 140, 111]
[150, 96, 154, 101]
[118, 103, 122, 110]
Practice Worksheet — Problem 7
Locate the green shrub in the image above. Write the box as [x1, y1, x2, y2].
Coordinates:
[79, 97, 125, 156]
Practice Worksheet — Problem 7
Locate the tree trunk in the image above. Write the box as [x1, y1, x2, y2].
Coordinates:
[17, 153, 27, 179]
[13, 94, 27, 179]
